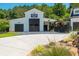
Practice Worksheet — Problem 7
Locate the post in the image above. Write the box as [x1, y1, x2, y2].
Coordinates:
[71, 21, 73, 31]
[47, 22, 49, 31]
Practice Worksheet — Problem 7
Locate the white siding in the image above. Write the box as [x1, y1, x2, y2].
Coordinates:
[71, 18, 79, 31]
[9, 18, 25, 32]
[25, 8, 44, 32]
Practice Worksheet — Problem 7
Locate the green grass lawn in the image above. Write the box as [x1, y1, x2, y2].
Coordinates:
[0, 32, 17, 38]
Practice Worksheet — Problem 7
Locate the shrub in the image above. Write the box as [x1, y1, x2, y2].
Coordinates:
[31, 44, 72, 56]
[64, 32, 78, 42]
[41, 46, 71, 56]
[31, 45, 45, 56]
[70, 32, 77, 39]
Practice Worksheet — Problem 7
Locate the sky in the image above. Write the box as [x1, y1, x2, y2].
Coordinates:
[0, 3, 70, 10]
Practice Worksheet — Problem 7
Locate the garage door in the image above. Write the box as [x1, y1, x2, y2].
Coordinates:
[15, 24, 24, 32]
[29, 19, 39, 31]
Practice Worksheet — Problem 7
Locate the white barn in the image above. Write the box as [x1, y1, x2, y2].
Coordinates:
[9, 8, 56, 32]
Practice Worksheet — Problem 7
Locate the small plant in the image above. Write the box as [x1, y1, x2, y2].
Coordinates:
[31, 45, 45, 56]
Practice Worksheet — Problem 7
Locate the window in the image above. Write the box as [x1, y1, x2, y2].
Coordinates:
[31, 14, 38, 17]
[74, 8, 79, 14]
[75, 10, 79, 14]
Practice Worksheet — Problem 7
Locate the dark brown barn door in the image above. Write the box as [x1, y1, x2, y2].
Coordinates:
[15, 24, 24, 32]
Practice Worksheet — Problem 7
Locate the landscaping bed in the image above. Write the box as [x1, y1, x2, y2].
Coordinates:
[29, 32, 79, 56]
[29, 42, 78, 56]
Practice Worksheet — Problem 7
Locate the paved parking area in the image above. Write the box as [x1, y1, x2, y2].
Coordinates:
[0, 33, 68, 56]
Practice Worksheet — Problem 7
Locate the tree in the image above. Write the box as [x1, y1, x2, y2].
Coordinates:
[0, 10, 6, 19]
[0, 19, 9, 32]
[49, 14, 59, 20]
[8, 10, 17, 19]
[53, 3, 66, 18]
[40, 4, 53, 18]
[70, 3, 79, 8]
[8, 5, 28, 19]
[0, 3, 70, 21]
[63, 13, 70, 21]
[31, 4, 38, 8]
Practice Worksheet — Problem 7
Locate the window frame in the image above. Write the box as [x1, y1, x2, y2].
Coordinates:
[31, 13, 38, 18]
[74, 8, 79, 15]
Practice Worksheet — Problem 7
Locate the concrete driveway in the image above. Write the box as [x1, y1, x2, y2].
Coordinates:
[0, 33, 68, 56]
